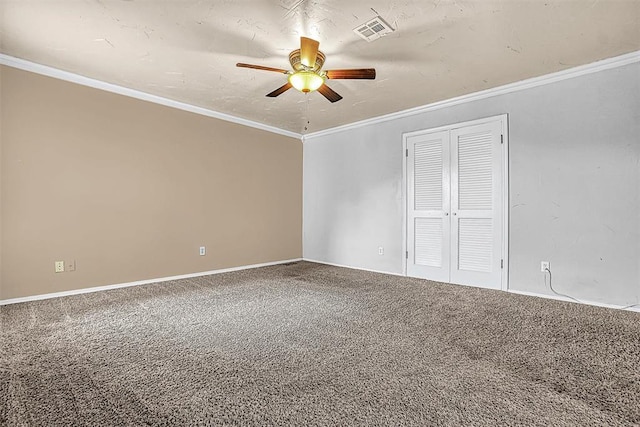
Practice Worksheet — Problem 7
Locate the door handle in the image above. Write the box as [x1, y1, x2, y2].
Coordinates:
[445, 212, 449, 216]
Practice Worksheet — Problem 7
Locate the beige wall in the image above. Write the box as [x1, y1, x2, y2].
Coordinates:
[0, 66, 302, 300]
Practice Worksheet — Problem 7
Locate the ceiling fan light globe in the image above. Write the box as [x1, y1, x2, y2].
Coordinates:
[289, 71, 324, 93]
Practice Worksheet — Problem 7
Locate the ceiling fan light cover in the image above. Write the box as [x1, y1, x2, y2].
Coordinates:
[288, 71, 324, 93]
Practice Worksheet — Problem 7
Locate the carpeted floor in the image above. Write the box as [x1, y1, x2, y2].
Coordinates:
[1, 261, 639, 426]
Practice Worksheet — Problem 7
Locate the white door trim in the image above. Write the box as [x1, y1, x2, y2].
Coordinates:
[402, 114, 509, 291]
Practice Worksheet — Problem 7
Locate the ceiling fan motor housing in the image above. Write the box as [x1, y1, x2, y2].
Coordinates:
[289, 49, 326, 72]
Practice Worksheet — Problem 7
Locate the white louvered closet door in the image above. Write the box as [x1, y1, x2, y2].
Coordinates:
[450, 121, 503, 289]
[406, 117, 505, 290]
[406, 131, 450, 282]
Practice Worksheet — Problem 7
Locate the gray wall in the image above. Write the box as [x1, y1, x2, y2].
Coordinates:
[303, 62, 640, 307]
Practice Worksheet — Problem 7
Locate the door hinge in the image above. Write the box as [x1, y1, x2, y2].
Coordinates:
[406, 251, 409, 259]
[501, 259, 504, 269]
[406, 148, 409, 157]
[500, 134, 504, 144]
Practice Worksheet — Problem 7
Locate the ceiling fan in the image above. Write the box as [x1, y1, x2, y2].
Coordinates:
[237, 37, 376, 103]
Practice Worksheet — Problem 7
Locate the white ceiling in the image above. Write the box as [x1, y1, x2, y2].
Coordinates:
[1, 0, 639, 134]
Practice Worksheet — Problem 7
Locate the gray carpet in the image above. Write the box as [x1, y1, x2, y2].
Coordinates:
[1, 261, 639, 426]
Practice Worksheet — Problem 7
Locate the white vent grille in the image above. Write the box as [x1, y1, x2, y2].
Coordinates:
[353, 16, 395, 42]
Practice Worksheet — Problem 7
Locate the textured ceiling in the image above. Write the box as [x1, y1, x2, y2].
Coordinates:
[1, 0, 639, 134]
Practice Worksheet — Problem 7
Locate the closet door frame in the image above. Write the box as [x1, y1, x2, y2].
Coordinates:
[401, 114, 510, 291]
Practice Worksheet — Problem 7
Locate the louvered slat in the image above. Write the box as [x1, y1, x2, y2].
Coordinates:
[458, 218, 492, 272]
[458, 131, 492, 210]
[415, 218, 442, 267]
[414, 139, 442, 210]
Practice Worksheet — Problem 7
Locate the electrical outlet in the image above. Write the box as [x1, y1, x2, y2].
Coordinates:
[199, 246, 206, 256]
[55, 261, 64, 273]
[541, 261, 550, 272]
[378, 246, 384, 255]
[66, 260, 76, 272]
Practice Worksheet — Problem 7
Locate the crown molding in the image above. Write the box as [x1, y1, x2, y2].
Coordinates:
[3, 50, 638, 142]
[303, 50, 640, 141]
[0, 54, 302, 140]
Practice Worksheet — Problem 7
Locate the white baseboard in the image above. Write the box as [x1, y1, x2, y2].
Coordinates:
[302, 258, 405, 277]
[507, 289, 640, 313]
[4, 259, 637, 313]
[303, 259, 640, 313]
[0, 258, 303, 306]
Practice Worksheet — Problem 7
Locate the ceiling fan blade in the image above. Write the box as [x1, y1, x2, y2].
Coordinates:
[325, 69, 376, 79]
[317, 83, 343, 103]
[266, 82, 293, 98]
[236, 63, 289, 74]
[300, 37, 320, 68]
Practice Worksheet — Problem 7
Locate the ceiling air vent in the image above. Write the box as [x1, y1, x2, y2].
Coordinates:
[353, 16, 395, 42]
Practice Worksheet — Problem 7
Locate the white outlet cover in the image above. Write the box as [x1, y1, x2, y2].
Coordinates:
[55, 261, 64, 273]
[378, 246, 384, 255]
[199, 246, 206, 256]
